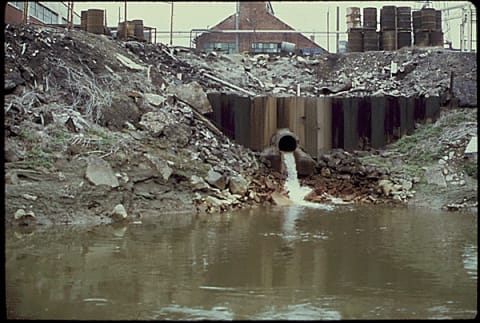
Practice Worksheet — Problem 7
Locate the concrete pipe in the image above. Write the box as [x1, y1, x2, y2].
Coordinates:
[272, 128, 299, 152]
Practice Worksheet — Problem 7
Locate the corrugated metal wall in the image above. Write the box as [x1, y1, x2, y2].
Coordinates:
[206, 94, 439, 159]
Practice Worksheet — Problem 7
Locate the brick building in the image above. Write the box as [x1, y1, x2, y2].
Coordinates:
[5, 2, 80, 26]
[194, 1, 326, 54]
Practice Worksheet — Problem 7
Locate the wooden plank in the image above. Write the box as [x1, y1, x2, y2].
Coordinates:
[233, 95, 251, 147]
[276, 97, 290, 129]
[265, 96, 278, 148]
[371, 96, 386, 149]
[220, 93, 235, 139]
[316, 96, 332, 156]
[406, 96, 415, 135]
[295, 97, 306, 149]
[304, 97, 317, 157]
[414, 95, 425, 123]
[358, 96, 371, 149]
[398, 96, 408, 137]
[206, 92, 222, 130]
[343, 97, 360, 151]
[425, 96, 440, 123]
[331, 97, 344, 149]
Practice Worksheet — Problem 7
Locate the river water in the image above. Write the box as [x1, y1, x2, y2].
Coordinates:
[5, 204, 477, 320]
[5, 153, 478, 319]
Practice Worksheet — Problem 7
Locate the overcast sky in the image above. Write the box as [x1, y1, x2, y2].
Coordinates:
[74, 1, 475, 51]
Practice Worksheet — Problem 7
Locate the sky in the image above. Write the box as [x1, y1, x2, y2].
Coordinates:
[73, 1, 476, 51]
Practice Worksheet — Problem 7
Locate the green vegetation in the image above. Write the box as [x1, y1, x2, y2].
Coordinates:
[462, 159, 478, 179]
[389, 123, 443, 165]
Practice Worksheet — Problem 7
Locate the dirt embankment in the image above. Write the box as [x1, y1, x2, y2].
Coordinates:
[3, 24, 477, 227]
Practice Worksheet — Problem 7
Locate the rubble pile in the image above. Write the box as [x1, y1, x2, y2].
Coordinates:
[302, 149, 417, 205]
[3, 23, 477, 226]
[3, 24, 276, 225]
[325, 49, 477, 103]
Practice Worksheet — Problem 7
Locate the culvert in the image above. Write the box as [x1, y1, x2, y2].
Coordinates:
[272, 128, 299, 152]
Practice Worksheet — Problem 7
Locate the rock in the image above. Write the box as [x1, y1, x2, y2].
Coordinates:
[271, 191, 293, 206]
[14, 209, 27, 220]
[190, 175, 209, 191]
[400, 179, 413, 191]
[205, 195, 225, 208]
[85, 156, 119, 188]
[145, 154, 172, 181]
[22, 194, 38, 201]
[229, 176, 249, 195]
[424, 165, 447, 187]
[378, 179, 395, 196]
[167, 81, 212, 114]
[139, 111, 173, 135]
[320, 167, 331, 177]
[5, 171, 19, 185]
[101, 93, 140, 130]
[144, 93, 165, 107]
[112, 204, 128, 220]
[206, 169, 226, 190]
[14, 209, 36, 224]
[294, 149, 316, 177]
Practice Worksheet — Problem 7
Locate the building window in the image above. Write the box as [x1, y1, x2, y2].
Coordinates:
[9, 1, 24, 10]
[28, 2, 59, 24]
[204, 42, 236, 54]
[251, 42, 281, 53]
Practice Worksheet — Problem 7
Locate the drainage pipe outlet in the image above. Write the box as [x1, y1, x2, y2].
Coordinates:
[272, 128, 299, 152]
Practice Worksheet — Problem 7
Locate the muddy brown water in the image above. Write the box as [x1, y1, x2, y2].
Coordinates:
[5, 205, 477, 320]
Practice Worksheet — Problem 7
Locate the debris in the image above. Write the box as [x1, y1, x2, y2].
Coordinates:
[85, 156, 119, 188]
[116, 53, 146, 71]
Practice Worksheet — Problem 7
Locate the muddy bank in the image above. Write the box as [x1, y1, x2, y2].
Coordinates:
[4, 24, 477, 227]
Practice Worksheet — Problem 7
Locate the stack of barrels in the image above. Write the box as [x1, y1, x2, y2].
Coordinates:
[380, 6, 412, 51]
[80, 9, 105, 35]
[363, 7, 379, 51]
[346, 7, 363, 52]
[413, 8, 443, 47]
[396, 7, 412, 49]
[346, 5, 442, 52]
[117, 20, 145, 41]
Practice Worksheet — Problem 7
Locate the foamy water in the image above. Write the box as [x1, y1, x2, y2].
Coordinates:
[283, 152, 333, 210]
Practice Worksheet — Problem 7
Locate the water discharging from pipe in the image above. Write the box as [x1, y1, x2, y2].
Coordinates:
[282, 152, 333, 210]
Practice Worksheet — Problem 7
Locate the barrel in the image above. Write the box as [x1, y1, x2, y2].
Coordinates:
[86, 9, 104, 34]
[435, 10, 442, 31]
[363, 30, 379, 51]
[380, 5, 396, 31]
[382, 30, 396, 50]
[397, 31, 412, 49]
[429, 31, 444, 46]
[346, 7, 361, 30]
[132, 19, 144, 40]
[421, 8, 436, 31]
[414, 30, 430, 46]
[80, 10, 88, 31]
[412, 10, 422, 31]
[118, 21, 135, 39]
[396, 7, 412, 30]
[363, 7, 377, 29]
[347, 29, 363, 52]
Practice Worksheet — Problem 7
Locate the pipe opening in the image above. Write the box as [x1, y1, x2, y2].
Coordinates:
[278, 135, 297, 152]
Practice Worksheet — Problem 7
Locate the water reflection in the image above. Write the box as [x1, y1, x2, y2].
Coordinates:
[5, 206, 477, 320]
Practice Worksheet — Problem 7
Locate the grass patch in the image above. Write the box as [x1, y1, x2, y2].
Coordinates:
[389, 123, 443, 165]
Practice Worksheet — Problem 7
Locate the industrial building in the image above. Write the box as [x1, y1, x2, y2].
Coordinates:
[5, 1, 80, 25]
[194, 1, 326, 55]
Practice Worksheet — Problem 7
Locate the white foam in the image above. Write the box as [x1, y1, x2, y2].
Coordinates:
[282, 152, 333, 210]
